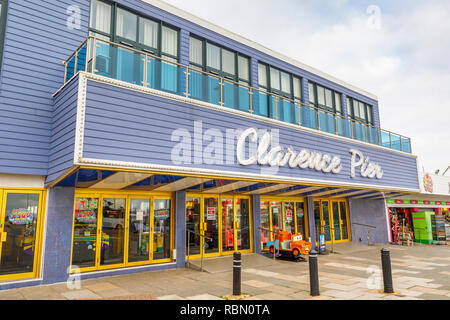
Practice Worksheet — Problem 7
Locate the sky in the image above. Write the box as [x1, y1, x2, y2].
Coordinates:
[162, 0, 450, 174]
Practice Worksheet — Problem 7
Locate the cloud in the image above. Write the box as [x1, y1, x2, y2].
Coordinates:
[163, 0, 450, 172]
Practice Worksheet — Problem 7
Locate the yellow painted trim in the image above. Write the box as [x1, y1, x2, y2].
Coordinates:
[0, 189, 45, 282]
[71, 191, 175, 274]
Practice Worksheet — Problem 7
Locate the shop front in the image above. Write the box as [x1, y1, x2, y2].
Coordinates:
[185, 194, 252, 259]
[0, 189, 45, 282]
[70, 190, 173, 273]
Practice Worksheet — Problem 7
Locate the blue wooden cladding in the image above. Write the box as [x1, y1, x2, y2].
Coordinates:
[81, 79, 419, 191]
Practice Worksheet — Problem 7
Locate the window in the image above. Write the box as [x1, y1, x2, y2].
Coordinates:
[89, 1, 179, 60]
[0, 0, 8, 73]
[258, 63, 301, 100]
[90, 0, 112, 37]
[309, 82, 342, 114]
[348, 97, 373, 124]
[192, 36, 249, 84]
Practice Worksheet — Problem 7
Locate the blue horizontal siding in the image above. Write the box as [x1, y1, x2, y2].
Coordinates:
[0, 0, 89, 176]
[83, 80, 419, 190]
[46, 77, 79, 184]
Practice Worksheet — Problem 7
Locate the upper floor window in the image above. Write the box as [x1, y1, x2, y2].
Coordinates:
[0, 0, 7, 73]
[347, 97, 373, 124]
[309, 82, 342, 114]
[189, 36, 250, 85]
[89, 0, 178, 60]
[258, 62, 302, 101]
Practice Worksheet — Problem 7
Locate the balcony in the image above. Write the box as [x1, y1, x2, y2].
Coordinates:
[63, 37, 412, 154]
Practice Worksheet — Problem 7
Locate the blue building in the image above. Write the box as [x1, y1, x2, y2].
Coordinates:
[0, 0, 419, 289]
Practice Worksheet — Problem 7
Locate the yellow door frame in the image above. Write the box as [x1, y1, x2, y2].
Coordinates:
[260, 196, 308, 241]
[0, 189, 46, 282]
[314, 198, 351, 244]
[185, 193, 253, 259]
[70, 190, 174, 274]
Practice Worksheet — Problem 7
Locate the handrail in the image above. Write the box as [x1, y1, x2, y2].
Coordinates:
[62, 36, 412, 153]
[351, 222, 376, 229]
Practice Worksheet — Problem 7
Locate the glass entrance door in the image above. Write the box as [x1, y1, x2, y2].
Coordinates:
[128, 198, 151, 264]
[72, 196, 100, 271]
[284, 202, 295, 234]
[236, 198, 251, 251]
[100, 198, 126, 267]
[153, 199, 172, 261]
[186, 197, 201, 257]
[270, 201, 282, 235]
[0, 192, 42, 279]
[222, 198, 234, 253]
[204, 197, 219, 255]
[314, 199, 350, 243]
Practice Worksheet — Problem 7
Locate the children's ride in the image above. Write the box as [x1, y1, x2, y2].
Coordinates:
[267, 230, 312, 261]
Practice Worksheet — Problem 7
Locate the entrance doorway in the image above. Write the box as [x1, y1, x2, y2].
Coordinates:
[71, 192, 173, 273]
[0, 190, 45, 282]
[260, 197, 307, 250]
[185, 194, 252, 259]
[313, 199, 350, 243]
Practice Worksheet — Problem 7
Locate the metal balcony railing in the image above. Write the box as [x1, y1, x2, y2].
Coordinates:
[63, 36, 412, 154]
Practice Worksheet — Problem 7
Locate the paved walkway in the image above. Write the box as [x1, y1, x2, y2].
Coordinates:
[1, 242, 449, 300]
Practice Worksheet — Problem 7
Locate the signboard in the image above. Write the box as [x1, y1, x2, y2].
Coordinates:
[387, 199, 449, 206]
[76, 210, 96, 223]
[207, 207, 217, 220]
[155, 209, 170, 219]
[285, 209, 293, 222]
[8, 208, 33, 225]
[136, 209, 144, 221]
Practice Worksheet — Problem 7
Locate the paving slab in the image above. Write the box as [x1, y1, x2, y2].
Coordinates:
[61, 289, 101, 300]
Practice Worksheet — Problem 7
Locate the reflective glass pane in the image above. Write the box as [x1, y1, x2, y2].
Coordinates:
[66, 55, 76, 81]
[116, 8, 137, 41]
[0, 193, 40, 276]
[186, 198, 201, 256]
[381, 130, 391, 148]
[308, 83, 315, 105]
[319, 111, 335, 134]
[280, 72, 291, 94]
[101, 198, 126, 266]
[335, 93, 342, 113]
[390, 133, 402, 151]
[94, 40, 112, 78]
[284, 202, 295, 234]
[325, 89, 333, 108]
[153, 199, 171, 260]
[223, 80, 236, 109]
[161, 26, 178, 57]
[260, 201, 270, 248]
[336, 116, 351, 138]
[270, 201, 282, 234]
[321, 201, 331, 242]
[222, 49, 235, 75]
[128, 199, 150, 263]
[280, 99, 296, 124]
[270, 68, 280, 91]
[295, 202, 306, 239]
[300, 105, 318, 129]
[332, 202, 341, 241]
[236, 198, 250, 251]
[238, 84, 250, 112]
[401, 137, 411, 153]
[238, 56, 249, 81]
[139, 18, 158, 48]
[206, 43, 220, 70]
[353, 121, 366, 142]
[293, 77, 302, 100]
[116, 47, 144, 85]
[160, 58, 178, 94]
[77, 43, 87, 74]
[72, 197, 98, 269]
[339, 202, 349, 240]
[90, 0, 111, 34]
[258, 63, 267, 88]
[189, 37, 203, 65]
[204, 198, 219, 255]
[317, 85, 325, 106]
[255, 90, 269, 117]
[222, 198, 234, 252]
[313, 201, 321, 242]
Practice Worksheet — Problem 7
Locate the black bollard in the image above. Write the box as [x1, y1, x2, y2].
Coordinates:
[381, 248, 394, 293]
[233, 252, 241, 296]
[308, 250, 320, 296]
